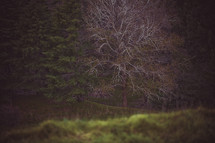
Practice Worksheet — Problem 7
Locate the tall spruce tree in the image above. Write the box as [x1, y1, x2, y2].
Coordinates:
[1, 0, 88, 101]
[0, 0, 49, 94]
[14, 0, 50, 90]
[41, 0, 88, 101]
[0, 0, 20, 94]
[0, 0, 51, 101]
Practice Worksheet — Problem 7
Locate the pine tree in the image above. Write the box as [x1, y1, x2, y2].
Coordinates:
[1, 0, 89, 101]
[0, 0, 51, 95]
[41, 0, 88, 101]
[0, 0, 18, 93]
[14, 0, 51, 90]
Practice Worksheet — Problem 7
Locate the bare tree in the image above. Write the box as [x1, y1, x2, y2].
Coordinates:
[83, 0, 179, 107]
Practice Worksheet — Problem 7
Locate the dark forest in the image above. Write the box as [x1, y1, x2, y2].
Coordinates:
[0, 0, 214, 142]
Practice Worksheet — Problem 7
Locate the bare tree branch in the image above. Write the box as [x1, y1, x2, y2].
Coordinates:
[84, 0, 179, 100]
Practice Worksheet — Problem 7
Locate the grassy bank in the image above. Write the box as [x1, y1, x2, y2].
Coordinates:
[1, 107, 214, 143]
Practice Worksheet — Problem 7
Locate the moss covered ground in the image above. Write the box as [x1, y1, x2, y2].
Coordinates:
[1, 107, 214, 143]
[0, 95, 214, 143]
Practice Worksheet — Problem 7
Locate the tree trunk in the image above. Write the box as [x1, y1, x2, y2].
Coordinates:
[123, 92, 127, 107]
[122, 81, 128, 107]
[162, 99, 167, 112]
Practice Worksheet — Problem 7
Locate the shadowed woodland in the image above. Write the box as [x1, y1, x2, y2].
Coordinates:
[0, 0, 215, 142]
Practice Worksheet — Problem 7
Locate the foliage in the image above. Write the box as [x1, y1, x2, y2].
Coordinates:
[0, 0, 51, 94]
[40, 0, 88, 100]
[0, 0, 89, 101]
[0, 0, 26, 93]
[1, 107, 214, 143]
[16, 0, 50, 87]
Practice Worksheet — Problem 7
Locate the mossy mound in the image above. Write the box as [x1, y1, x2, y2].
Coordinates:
[1, 107, 214, 143]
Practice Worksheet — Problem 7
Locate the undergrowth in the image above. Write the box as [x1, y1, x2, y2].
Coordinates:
[1, 107, 214, 143]
[0, 95, 143, 130]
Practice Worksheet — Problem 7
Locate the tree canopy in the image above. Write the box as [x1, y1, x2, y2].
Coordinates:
[83, 0, 183, 107]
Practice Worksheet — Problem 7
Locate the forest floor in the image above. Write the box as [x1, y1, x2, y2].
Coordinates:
[0, 95, 214, 143]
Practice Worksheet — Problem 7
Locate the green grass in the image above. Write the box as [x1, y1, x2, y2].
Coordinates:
[1, 107, 214, 143]
[1, 95, 214, 143]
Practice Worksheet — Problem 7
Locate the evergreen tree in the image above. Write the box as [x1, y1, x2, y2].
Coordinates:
[1, 0, 89, 102]
[41, 0, 88, 101]
[14, 0, 50, 90]
[0, 0, 30, 94]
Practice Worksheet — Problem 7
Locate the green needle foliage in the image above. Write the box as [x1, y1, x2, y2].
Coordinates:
[41, 0, 88, 101]
[16, 0, 50, 85]
[0, 0, 25, 93]
[0, 0, 51, 94]
[0, 0, 89, 101]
